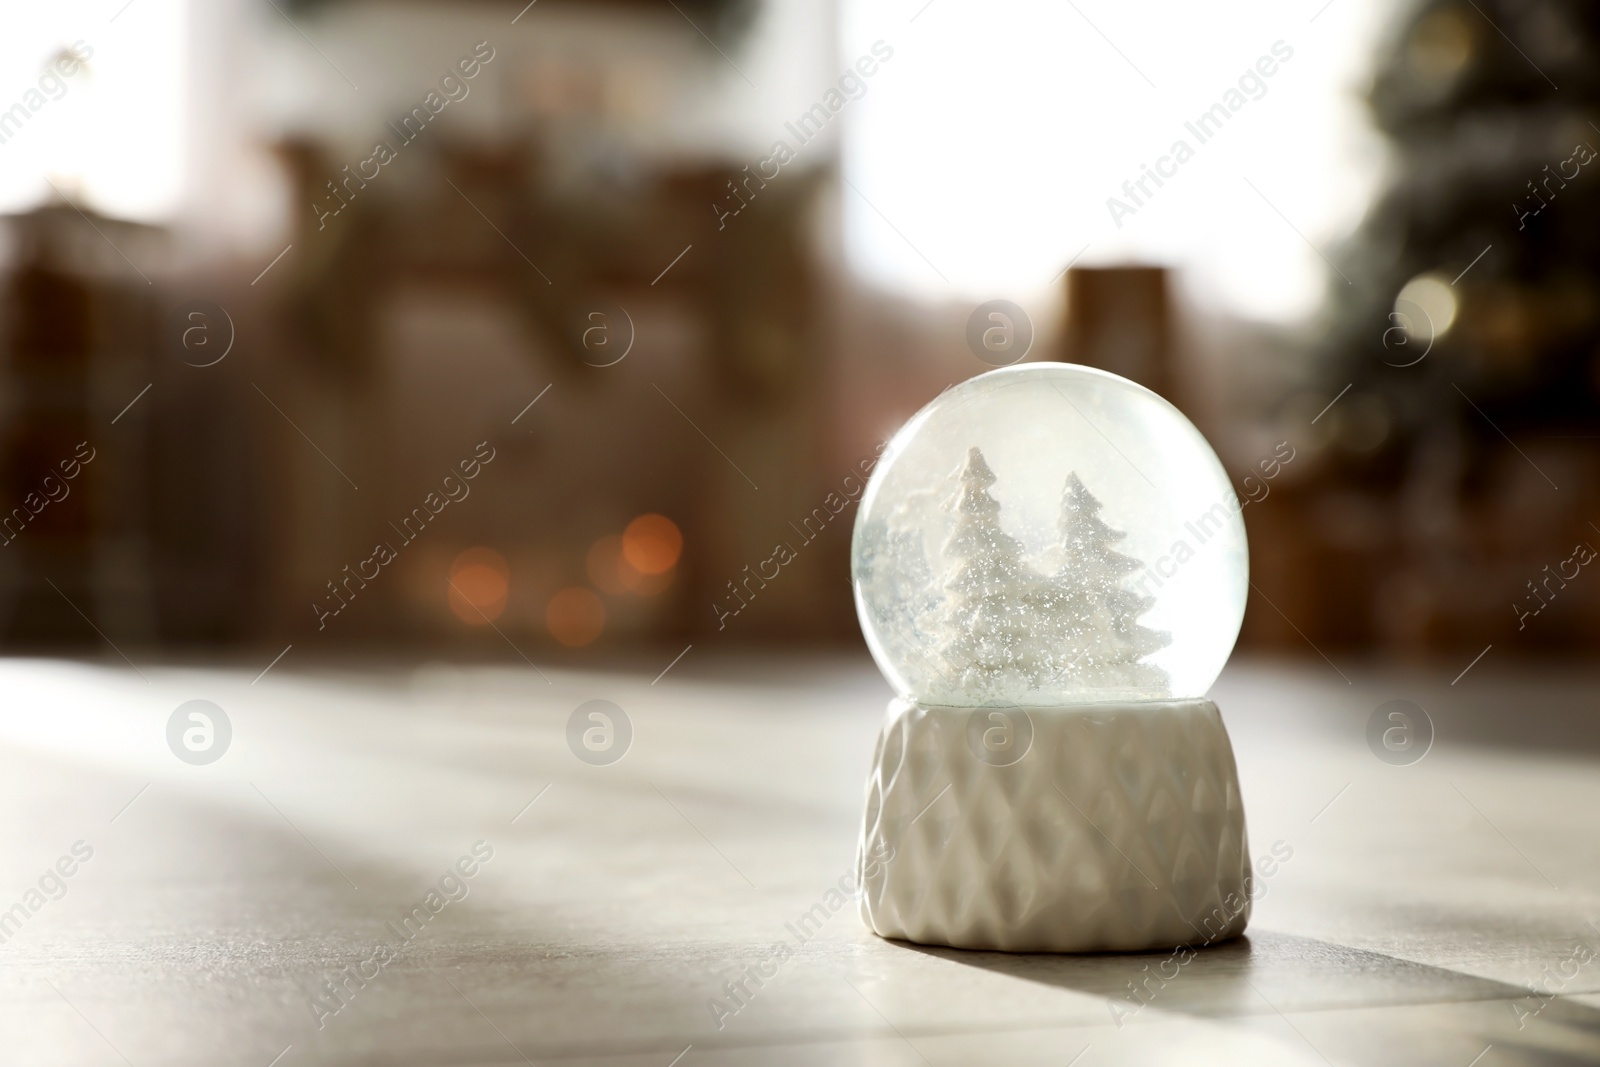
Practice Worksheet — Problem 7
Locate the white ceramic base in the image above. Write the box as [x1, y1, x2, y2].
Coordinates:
[857, 698, 1250, 953]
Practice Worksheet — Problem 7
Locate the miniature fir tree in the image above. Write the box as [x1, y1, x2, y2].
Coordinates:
[937, 448, 1036, 698]
[1050, 472, 1169, 690]
[932, 456, 1169, 701]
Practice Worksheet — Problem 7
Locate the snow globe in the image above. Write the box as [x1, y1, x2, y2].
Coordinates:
[852, 362, 1251, 952]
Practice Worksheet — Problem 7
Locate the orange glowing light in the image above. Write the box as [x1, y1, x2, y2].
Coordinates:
[622, 514, 682, 575]
[547, 587, 605, 647]
[448, 547, 509, 624]
[589, 534, 676, 597]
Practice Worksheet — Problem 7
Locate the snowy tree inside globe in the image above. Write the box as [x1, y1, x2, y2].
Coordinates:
[852, 362, 1247, 706]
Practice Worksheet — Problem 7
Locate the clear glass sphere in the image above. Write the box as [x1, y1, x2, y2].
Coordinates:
[852, 362, 1247, 706]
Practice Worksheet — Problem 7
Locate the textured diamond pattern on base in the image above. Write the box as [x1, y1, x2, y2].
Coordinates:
[857, 699, 1251, 953]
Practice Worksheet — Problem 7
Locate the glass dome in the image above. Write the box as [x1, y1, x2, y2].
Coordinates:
[852, 362, 1247, 706]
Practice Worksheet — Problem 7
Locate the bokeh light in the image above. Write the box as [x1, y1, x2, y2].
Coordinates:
[622, 514, 682, 575]
[1395, 273, 1458, 340]
[448, 547, 510, 625]
[547, 587, 606, 647]
[589, 532, 677, 596]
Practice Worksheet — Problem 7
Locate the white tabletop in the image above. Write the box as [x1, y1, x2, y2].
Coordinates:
[0, 654, 1594, 1066]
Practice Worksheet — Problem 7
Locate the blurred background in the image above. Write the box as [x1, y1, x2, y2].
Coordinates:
[2, 0, 1596, 668]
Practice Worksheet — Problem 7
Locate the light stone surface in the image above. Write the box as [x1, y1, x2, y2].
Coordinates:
[858, 699, 1250, 953]
[0, 654, 1597, 1065]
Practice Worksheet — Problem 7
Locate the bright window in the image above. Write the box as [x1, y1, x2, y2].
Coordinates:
[0, 0, 186, 223]
[842, 0, 1389, 323]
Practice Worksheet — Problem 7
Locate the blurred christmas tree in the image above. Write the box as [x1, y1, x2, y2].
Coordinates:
[1314, 0, 1600, 650]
